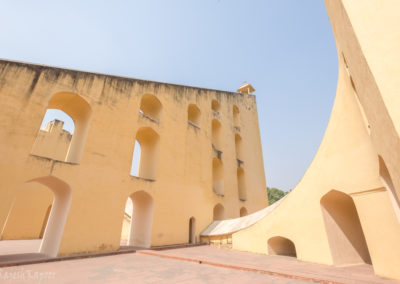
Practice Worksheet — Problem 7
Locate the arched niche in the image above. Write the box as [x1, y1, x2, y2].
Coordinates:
[213, 203, 225, 221]
[240, 207, 248, 217]
[237, 167, 246, 201]
[188, 104, 201, 126]
[212, 157, 224, 196]
[235, 133, 243, 160]
[268, 236, 297, 257]
[140, 94, 162, 121]
[212, 119, 222, 150]
[211, 100, 220, 112]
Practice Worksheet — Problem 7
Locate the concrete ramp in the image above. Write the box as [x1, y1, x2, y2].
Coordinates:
[201, 197, 286, 239]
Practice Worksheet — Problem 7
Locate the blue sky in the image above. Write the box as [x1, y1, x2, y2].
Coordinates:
[0, 0, 338, 191]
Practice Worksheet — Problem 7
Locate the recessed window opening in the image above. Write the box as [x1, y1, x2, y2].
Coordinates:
[31, 92, 92, 164]
[130, 127, 159, 180]
[188, 104, 201, 127]
[212, 119, 222, 150]
[212, 158, 224, 196]
[139, 94, 162, 122]
[31, 109, 75, 162]
[130, 141, 141, 177]
[213, 204, 225, 220]
[211, 100, 220, 112]
[237, 167, 246, 201]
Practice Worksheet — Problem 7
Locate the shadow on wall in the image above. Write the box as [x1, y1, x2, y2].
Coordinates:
[320, 190, 371, 266]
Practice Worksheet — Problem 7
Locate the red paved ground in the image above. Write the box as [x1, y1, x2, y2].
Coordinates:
[140, 246, 399, 284]
[0, 243, 398, 283]
[0, 251, 307, 284]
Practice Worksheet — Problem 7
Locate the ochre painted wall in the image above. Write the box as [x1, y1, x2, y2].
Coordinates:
[0, 60, 268, 256]
[232, 0, 400, 280]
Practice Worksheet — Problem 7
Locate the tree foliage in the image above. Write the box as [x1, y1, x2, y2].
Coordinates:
[267, 187, 288, 205]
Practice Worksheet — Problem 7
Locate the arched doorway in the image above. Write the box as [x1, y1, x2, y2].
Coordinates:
[123, 191, 154, 248]
[189, 217, 196, 244]
[268, 236, 297, 257]
[0, 176, 72, 257]
[321, 190, 371, 265]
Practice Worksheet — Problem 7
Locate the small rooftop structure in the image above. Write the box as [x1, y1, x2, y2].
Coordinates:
[237, 83, 255, 94]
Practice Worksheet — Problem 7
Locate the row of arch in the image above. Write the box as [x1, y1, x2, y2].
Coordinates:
[211, 121, 246, 200]
[139, 95, 240, 129]
[4, 153, 397, 261]
[188, 100, 240, 128]
[212, 203, 248, 220]
[2, 180, 252, 258]
[32, 92, 243, 183]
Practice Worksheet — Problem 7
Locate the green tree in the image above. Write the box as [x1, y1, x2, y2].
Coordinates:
[267, 187, 288, 205]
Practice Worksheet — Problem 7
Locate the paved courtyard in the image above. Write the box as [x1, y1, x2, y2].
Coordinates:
[0, 241, 398, 284]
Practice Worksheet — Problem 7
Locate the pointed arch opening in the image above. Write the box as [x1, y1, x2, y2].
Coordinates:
[31, 92, 92, 164]
[130, 127, 160, 180]
[213, 204, 225, 220]
[188, 104, 201, 127]
[212, 157, 224, 196]
[122, 191, 154, 248]
[321, 190, 371, 265]
[189, 217, 196, 244]
[139, 94, 162, 122]
[240, 207, 248, 217]
[268, 236, 297, 257]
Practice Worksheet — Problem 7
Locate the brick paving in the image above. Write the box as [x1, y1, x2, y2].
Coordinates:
[137, 246, 399, 284]
[0, 251, 307, 284]
[0, 241, 398, 283]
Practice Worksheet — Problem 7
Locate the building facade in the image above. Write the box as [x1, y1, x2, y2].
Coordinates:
[0, 59, 268, 256]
